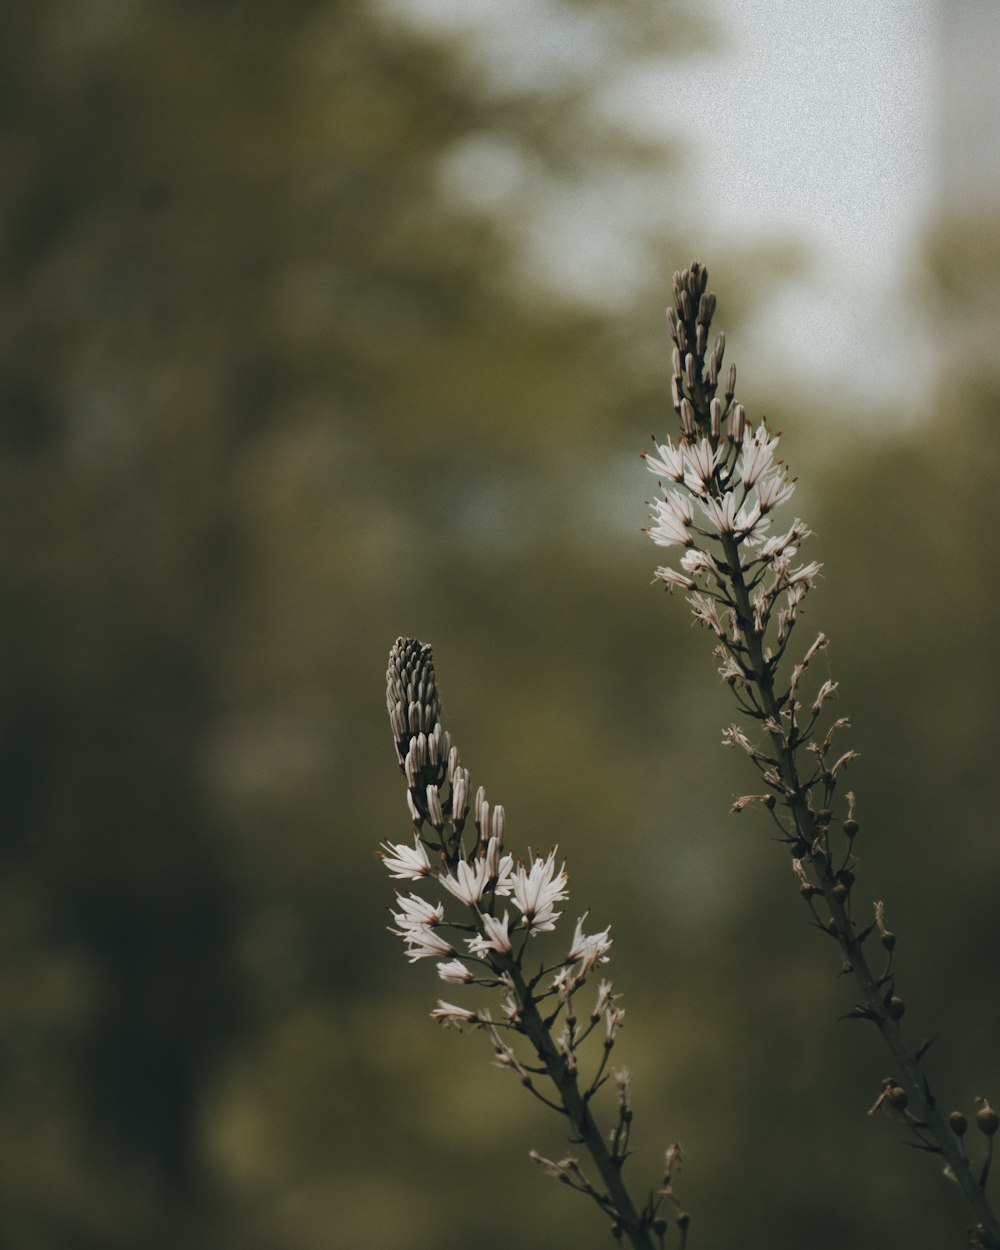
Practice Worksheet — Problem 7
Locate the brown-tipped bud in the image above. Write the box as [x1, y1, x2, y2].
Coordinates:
[695, 322, 706, 356]
[680, 398, 696, 437]
[950, 1111, 969, 1136]
[698, 291, 716, 326]
[886, 1086, 909, 1111]
[843, 818, 860, 837]
[672, 345, 682, 379]
[666, 306, 678, 337]
[728, 401, 746, 444]
[709, 397, 722, 439]
[679, 290, 692, 321]
[882, 931, 897, 952]
[886, 996, 906, 1020]
[725, 361, 737, 400]
[676, 319, 688, 352]
[977, 1103, 1000, 1137]
[685, 353, 696, 391]
[831, 882, 849, 904]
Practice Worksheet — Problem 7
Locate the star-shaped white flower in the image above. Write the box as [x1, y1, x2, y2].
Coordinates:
[467, 910, 513, 956]
[379, 836, 433, 880]
[440, 857, 491, 906]
[512, 851, 569, 933]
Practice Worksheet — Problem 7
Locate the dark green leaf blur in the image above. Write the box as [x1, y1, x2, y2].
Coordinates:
[3, 2, 998, 1248]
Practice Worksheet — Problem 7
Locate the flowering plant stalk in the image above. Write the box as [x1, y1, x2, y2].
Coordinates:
[380, 638, 687, 1250]
[643, 261, 1000, 1249]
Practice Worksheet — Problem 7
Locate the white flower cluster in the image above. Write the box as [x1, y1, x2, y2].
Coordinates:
[380, 834, 612, 996]
[644, 422, 820, 649]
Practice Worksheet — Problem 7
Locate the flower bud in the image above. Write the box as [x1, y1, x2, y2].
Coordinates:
[977, 1103, 999, 1137]
[886, 1086, 908, 1111]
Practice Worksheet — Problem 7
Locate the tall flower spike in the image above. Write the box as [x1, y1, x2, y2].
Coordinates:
[379, 639, 685, 1249]
[642, 263, 1000, 1250]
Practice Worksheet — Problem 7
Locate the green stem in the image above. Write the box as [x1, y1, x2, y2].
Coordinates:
[720, 533, 1000, 1248]
[503, 959, 660, 1250]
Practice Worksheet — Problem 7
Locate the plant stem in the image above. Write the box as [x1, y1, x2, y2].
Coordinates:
[720, 533, 1000, 1248]
[504, 959, 659, 1250]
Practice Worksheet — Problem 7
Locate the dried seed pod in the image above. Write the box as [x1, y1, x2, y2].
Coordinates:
[949, 1111, 968, 1136]
[977, 1103, 999, 1137]
[843, 818, 860, 837]
[886, 996, 906, 1020]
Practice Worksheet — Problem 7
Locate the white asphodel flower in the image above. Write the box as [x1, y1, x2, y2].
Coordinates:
[401, 926, 455, 963]
[512, 851, 569, 933]
[430, 1001, 480, 1026]
[436, 958, 474, 984]
[643, 437, 686, 482]
[439, 857, 491, 906]
[682, 437, 725, 497]
[648, 490, 694, 548]
[755, 469, 796, 513]
[467, 910, 513, 956]
[736, 423, 781, 487]
[566, 914, 613, 974]
[389, 893, 444, 934]
[379, 836, 433, 880]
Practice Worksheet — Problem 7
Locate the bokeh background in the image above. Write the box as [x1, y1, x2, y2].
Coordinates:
[4, 1, 1000, 1247]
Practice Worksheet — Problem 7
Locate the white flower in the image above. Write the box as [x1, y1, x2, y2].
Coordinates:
[698, 490, 738, 534]
[389, 893, 444, 935]
[467, 910, 513, 956]
[786, 560, 822, 587]
[401, 927, 455, 963]
[648, 491, 694, 548]
[654, 565, 695, 591]
[430, 1001, 480, 1026]
[512, 851, 569, 933]
[436, 958, 474, 983]
[688, 592, 725, 636]
[737, 424, 780, 487]
[755, 469, 796, 513]
[643, 438, 685, 482]
[485, 837, 515, 896]
[682, 438, 725, 497]
[379, 836, 433, 880]
[566, 914, 612, 974]
[440, 857, 490, 906]
[680, 548, 723, 582]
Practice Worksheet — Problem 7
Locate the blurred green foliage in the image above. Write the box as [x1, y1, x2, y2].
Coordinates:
[2, 2, 999, 1249]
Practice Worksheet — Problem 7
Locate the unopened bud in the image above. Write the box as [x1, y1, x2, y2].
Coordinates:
[709, 397, 722, 439]
[680, 398, 696, 437]
[886, 1086, 908, 1111]
[685, 353, 696, 390]
[977, 1102, 999, 1137]
[728, 401, 745, 444]
[726, 362, 737, 400]
[698, 291, 716, 326]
